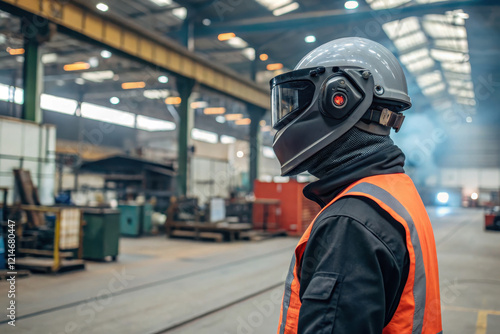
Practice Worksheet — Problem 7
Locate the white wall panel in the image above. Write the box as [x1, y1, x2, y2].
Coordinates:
[441, 168, 460, 187]
[439, 167, 500, 190]
[22, 124, 40, 158]
[191, 157, 231, 203]
[0, 117, 56, 205]
[478, 169, 500, 188]
[0, 120, 23, 156]
[460, 169, 480, 189]
[22, 161, 39, 186]
[0, 158, 20, 174]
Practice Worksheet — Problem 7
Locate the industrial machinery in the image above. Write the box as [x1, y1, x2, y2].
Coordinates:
[79, 155, 176, 212]
[1, 169, 85, 273]
[13, 205, 85, 273]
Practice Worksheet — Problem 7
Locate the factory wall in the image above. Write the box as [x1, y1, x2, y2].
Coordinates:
[440, 167, 500, 197]
[0, 116, 56, 205]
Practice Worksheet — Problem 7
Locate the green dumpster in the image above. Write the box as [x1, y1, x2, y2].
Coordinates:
[118, 205, 141, 236]
[82, 208, 120, 261]
[141, 203, 153, 235]
[118, 204, 153, 236]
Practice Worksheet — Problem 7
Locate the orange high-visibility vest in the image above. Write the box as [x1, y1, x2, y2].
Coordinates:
[278, 173, 442, 334]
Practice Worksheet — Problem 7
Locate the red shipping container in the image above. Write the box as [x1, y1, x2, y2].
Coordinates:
[253, 180, 320, 236]
[485, 213, 500, 231]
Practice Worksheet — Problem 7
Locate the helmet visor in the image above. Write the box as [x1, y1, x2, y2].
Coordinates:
[271, 80, 315, 129]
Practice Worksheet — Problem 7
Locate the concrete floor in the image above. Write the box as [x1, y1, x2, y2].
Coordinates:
[0, 207, 498, 334]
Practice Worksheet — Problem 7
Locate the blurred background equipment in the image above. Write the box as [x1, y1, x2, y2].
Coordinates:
[118, 203, 152, 237]
[485, 206, 500, 231]
[82, 208, 120, 261]
[0, 0, 498, 333]
[78, 155, 176, 212]
[254, 180, 318, 236]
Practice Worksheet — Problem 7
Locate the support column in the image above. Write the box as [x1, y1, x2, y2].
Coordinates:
[22, 39, 43, 123]
[180, 19, 195, 52]
[248, 106, 266, 193]
[176, 78, 196, 197]
[250, 56, 258, 82]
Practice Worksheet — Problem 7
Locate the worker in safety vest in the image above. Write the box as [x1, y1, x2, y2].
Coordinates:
[271, 37, 442, 334]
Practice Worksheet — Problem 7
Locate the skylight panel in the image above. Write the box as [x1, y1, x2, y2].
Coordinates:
[365, 0, 410, 10]
[416, 71, 443, 88]
[137, 115, 176, 131]
[393, 31, 427, 52]
[382, 17, 420, 40]
[81, 103, 135, 127]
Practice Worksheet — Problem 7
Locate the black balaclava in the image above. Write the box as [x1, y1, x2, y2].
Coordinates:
[299, 127, 406, 206]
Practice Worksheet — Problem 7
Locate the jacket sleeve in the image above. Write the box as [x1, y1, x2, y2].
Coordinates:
[297, 208, 408, 334]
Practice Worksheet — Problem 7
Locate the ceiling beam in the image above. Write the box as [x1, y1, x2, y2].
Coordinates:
[0, 0, 269, 109]
[194, 0, 498, 36]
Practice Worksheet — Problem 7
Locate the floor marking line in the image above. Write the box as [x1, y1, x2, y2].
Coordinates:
[475, 311, 488, 334]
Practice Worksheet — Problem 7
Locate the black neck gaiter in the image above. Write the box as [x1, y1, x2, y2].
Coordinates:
[302, 127, 406, 207]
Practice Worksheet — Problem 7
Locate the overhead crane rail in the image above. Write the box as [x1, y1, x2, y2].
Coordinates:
[0, 0, 270, 109]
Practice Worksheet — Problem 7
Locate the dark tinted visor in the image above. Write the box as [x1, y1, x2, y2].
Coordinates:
[271, 80, 315, 129]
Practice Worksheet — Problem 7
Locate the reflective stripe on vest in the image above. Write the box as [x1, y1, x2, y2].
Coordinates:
[279, 254, 295, 334]
[277, 174, 442, 334]
[346, 182, 426, 334]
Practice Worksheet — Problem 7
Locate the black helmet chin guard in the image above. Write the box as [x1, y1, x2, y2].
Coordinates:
[271, 66, 375, 176]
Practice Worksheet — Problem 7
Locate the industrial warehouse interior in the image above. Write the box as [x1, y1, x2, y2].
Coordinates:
[0, 0, 499, 333]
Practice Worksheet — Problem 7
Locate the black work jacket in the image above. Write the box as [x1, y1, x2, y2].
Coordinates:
[297, 146, 410, 333]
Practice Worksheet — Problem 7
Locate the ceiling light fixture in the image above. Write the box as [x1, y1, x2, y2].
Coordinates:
[267, 63, 283, 71]
[64, 62, 91, 71]
[6, 47, 24, 55]
[100, 50, 112, 59]
[165, 96, 182, 105]
[96, 3, 109, 12]
[235, 118, 251, 125]
[218, 32, 235, 41]
[204, 107, 226, 115]
[158, 75, 169, 83]
[121, 81, 146, 89]
[344, 1, 359, 9]
[305, 35, 316, 43]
